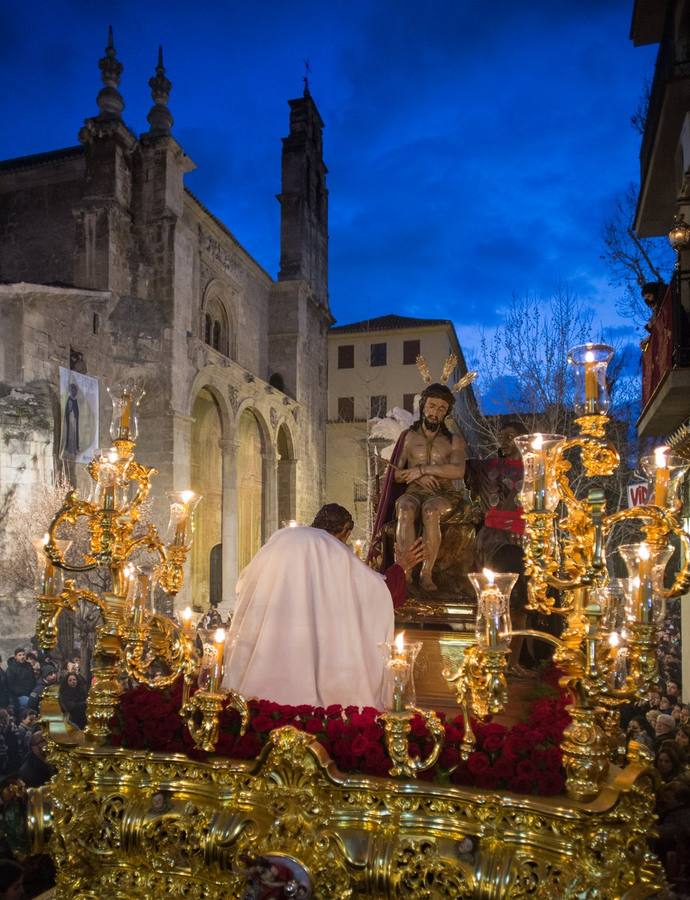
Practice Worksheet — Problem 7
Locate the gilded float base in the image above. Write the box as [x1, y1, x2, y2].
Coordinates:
[30, 726, 663, 899]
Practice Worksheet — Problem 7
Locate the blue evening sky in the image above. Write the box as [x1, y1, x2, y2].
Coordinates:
[0, 1, 662, 384]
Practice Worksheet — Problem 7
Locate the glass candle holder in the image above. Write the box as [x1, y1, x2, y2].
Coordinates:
[127, 565, 158, 626]
[640, 448, 689, 510]
[89, 448, 129, 510]
[618, 542, 674, 625]
[567, 343, 614, 417]
[32, 535, 72, 596]
[166, 491, 202, 548]
[468, 569, 517, 649]
[379, 632, 422, 712]
[513, 433, 565, 512]
[107, 383, 145, 442]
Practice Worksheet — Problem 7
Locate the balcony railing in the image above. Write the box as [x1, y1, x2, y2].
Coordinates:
[640, 10, 690, 179]
[642, 273, 690, 406]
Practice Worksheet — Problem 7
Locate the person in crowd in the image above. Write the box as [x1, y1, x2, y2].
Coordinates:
[675, 726, 690, 757]
[626, 716, 655, 753]
[63, 654, 87, 692]
[5, 651, 35, 719]
[0, 713, 20, 780]
[17, 732, 54, 788]
[654, 781, 690, 891]
[0, 659, 9, 712]
[655, 742, 689, 785]
[646, 709, 661, 733]
[58, 673, 88, 730]
[15, 712, 37, 759]
[0, 859, 23, 900]
[28, 668, 58, 714]
[655, 713, 678, 750]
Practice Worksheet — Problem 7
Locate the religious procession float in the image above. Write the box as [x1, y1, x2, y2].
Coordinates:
[26, 344, 690, 898]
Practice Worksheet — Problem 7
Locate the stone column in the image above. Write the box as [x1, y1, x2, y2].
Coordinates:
[262, 443, 279, 538]
[219, 438, 239, 613]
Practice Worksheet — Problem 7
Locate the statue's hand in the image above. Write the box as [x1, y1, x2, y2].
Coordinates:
[416, 474, 440, 490]
[395, 538, 425, 575]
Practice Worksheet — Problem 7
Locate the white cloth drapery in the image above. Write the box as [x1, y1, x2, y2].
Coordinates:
[222, 526, 394, 709]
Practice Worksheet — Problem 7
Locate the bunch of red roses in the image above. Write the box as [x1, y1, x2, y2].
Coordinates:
[109, 680, 569, 796]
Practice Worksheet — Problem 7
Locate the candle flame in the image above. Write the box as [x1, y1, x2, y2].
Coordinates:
[482, 568, 495, 585]
[42, 533, 49, 546]
[608, 631, 621, 648]
[214, 628, 226, 643]
[181, 606, 192, 623]
[654, 446, 669, 469]
[531, 433, 543, 451]
[394, 631, 405, 652]
[287, 519, 298, 527]
[638, 543, 650, 562]
[107, 447, 119, 464]
[180, 490, 195, 505]
[585, 350, 595, 363]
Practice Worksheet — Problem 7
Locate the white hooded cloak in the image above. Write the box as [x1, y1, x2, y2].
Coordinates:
[222, 526, 394, 709]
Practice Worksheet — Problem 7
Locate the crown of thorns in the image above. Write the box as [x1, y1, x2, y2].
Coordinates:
[416, 353, 477, 394]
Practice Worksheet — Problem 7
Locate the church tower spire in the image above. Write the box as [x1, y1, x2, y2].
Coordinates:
[146, 46, 174, 137]
[277, 87, 329, 310]
[95, 26, 125, 120]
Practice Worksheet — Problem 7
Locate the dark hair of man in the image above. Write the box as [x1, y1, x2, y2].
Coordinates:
[311, 504, 354, 535]
[14, 648, 24, 656]
[0, 859, 23, 892]
[412, 383, 454, 438]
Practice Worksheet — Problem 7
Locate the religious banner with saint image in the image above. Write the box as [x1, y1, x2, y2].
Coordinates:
[58, 367, 99, 464]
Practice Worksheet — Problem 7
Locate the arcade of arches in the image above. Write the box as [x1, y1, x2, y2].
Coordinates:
[189, 390, 296, 609]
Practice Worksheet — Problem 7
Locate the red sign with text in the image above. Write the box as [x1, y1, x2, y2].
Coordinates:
[627, 482, 650, 508]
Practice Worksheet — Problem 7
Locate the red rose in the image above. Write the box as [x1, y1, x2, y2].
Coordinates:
[466, 752, 490, 776]
[475, 772, 500, 790]
[351, 734, 370, 756]
[491, 757, 515, 780]
[439, 747, 460, 770]
[538, 771, 565, 795]
[232, 733, 263, 759]
[483, 733, 504, 753]
[325, 704, 343, 718]
[326, 719, 345, 741]
[516, 759, 537, 779]
[508, 774, 534, 794]
[303, 717, 324, 735]
[251, 714, 274, 734]
[410, 715, 429, 738]
[444, 724, 462, 744]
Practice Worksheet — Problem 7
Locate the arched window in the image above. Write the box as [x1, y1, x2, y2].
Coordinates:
[203, 294, 231, 357]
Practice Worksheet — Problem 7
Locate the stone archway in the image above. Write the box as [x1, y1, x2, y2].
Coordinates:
[237, 409, 265, 571]
[190, 388, 223, 608]
[277, 423, 296, 526]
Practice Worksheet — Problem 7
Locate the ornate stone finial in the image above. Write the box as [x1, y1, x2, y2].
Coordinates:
[96, 25, 125, 120]
[146, 45, 174, 136]
[303, 58, 312, 97]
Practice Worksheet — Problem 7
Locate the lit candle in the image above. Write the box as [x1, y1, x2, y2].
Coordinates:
[637, 544, 653, 624]
[390, 631, 409, 712]
[287, 519, 298, 528]
[653, 446, 670, 508]
[531, 434, 546, 512]
[353, 539, 365, 560]
[41, 533, 57, 596]
[210, 627, 225, 691]
[584, 350, 597, 412]
[172, 491, 195, 545]
[480, 568, 501, 647]
[120, 396, 132, 434]
[181, 606, 194, 638]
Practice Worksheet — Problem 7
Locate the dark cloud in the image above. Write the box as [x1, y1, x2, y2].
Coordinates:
[0, 0, 662, 343]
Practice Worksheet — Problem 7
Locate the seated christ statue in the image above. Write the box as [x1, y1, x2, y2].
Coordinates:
[222, 505, 423, 709]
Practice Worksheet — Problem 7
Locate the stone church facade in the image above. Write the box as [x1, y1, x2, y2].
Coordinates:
[0, 33, 330, 632]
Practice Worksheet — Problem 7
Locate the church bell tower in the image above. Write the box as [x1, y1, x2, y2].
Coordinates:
[277, 85, 329, 310]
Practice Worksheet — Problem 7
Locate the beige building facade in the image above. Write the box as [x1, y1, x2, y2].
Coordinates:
[326, 314, 479, 540]
[0, 35, 330, 652]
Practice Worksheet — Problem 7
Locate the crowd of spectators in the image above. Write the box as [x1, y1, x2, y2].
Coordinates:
[621, 602, 690, 896]
[0, 645, 88, 898]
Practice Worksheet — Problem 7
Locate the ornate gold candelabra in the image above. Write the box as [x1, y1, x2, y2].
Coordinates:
[379, 633, 444, 776]
[34, 383, 246, 748]
[445, 343, 690, 801]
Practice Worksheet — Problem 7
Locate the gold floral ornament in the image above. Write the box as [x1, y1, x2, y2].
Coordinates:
[443, 341, 690, 802]
[415, 352, 478, 393]
[34, 383, 207, 744]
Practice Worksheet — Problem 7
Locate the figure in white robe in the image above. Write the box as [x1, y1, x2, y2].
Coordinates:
[222, 525, 395, 709]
